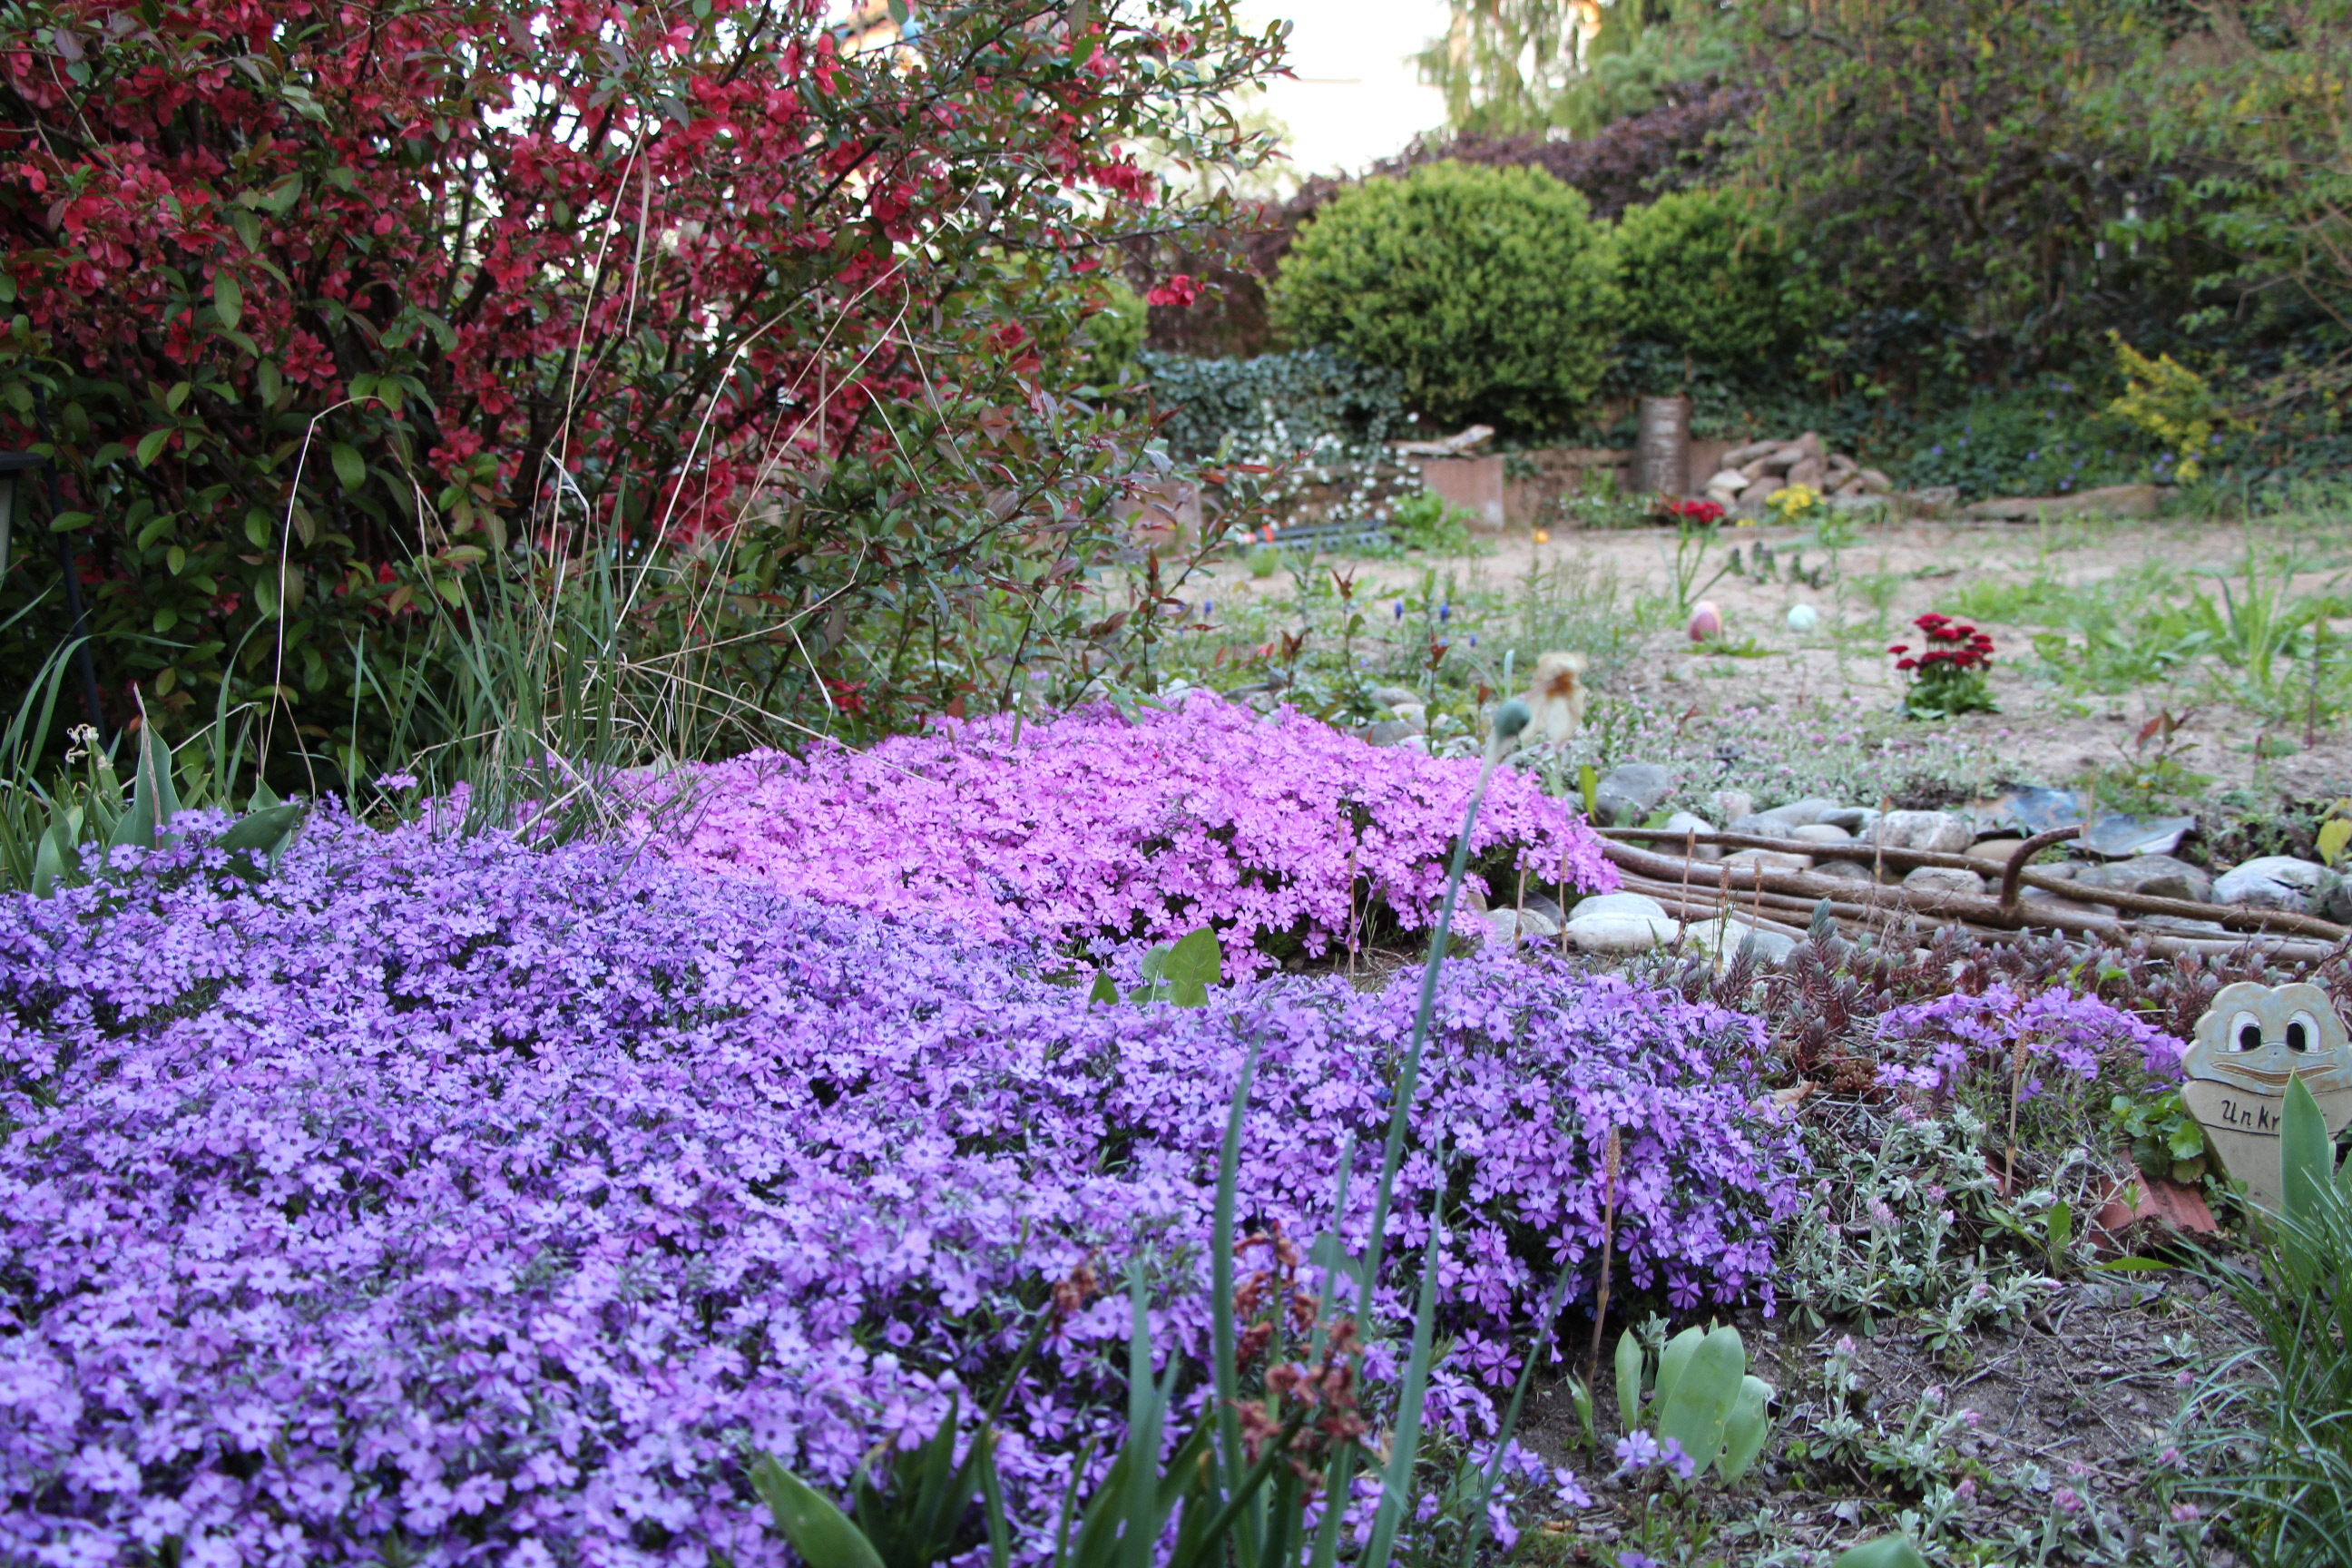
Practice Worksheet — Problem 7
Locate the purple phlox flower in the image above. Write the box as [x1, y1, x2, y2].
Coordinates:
[1613, 1431, 1662, 1472]
[372, 770, 419, 791]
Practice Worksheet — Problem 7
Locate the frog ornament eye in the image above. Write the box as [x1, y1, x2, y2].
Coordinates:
[2181, 982, 2352, 1213]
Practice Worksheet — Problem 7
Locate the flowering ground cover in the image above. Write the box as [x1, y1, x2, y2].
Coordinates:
[641, 694, 1615, 969]
[0, 815, 1797, 1566]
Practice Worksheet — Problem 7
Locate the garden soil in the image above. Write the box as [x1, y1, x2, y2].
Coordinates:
[1196, 515, 2352, 808]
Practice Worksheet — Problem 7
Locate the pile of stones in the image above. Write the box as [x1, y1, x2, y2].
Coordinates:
[1702, 432, 1893, 517]
[1518, 763, 2351, 962]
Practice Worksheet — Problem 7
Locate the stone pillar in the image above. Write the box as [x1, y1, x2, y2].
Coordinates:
[1633, 396, 1691, 498]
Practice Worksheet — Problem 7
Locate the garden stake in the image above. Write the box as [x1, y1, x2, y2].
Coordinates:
[1584, 1126, 1622, 1396]
[1515, 863, 1528, 943]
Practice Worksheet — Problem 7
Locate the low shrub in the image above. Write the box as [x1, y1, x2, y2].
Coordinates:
[1269, 162, 1623, 431]
[1896, 386, 2154, 499]
[1615, 189, 1798, 366]
[642, 694, 1616, 970]
[0, 821, 1802, 1562]
[1134, 347, 1410, 463]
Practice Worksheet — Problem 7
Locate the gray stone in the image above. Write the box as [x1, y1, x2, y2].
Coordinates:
[1722, 848, 1813, 873]
[2081, 812, 2199, 859]
[1386, 703, 1427, 734]
[1688, 917, 1798, 965]
[2141, 915, 2229, 935]
[1965, 837, 2029, 865]
[1592, 762, 1674, 826]
[1563, 916, 1675, 955]
[1818, 805, 1882, 835]
[1569, 892, 1671, 922]
[1661, 811, 1721, 861]
[1724, 813, 1798, 841]
[2018, 887, 2120, 927]
[1790, 823, 1854, 845]
[2073, 854, 2213, 905]
[1713, 789, 1755, 823]
[2213, 857, 2328, 912]
[1486, 907, 1561, 943]
[2317, 875, 2352, 926]
[1813, 858, 1876, 883]
[1365, 720, 1419, 748]
[1759, 796, 1841, 828]
[1370, 685, 1422, 711]
[1870, 810, 1975, 856]
[1518, 892, 1565, 924]
[1903, 865, 1986, 897]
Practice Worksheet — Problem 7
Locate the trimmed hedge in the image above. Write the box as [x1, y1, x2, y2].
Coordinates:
[1269, 162, 1623, 430]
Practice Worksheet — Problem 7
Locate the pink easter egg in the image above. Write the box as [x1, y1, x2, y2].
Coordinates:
[1686, 601, 1723, 642]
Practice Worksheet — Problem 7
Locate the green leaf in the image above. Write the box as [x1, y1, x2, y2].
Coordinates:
[2045, 1199, 2072, 1266]
[330, 443, 366, 495]
[1088, 972, 1118, 1005]
[2091, 1256, 2172, 1272]
[31, 817, 75, 898]
[1829, 1538, 1929, 1568]
[1613, 1327, 1644, 1437]
[748, 1457, 886, 1568]
[2284, 1073, 2330, 1214]
[1717, 1374, 1773, 1482]
[1162, 926, 1220, 1007]
[134, 428, 172, 467]
[1578, 762, 1598, 820]
[211, 273, 240, 330]
[2319, 817, 2351, 867]
[214, 801, 308, 878]
[1655, 1326, 1744, 1480]
[1650, 1324, 1705, 1416]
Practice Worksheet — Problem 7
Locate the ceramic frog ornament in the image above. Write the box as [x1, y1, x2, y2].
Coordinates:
[2180, 982, 2352, 1212]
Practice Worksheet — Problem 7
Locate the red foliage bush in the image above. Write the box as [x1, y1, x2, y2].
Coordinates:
[0, 0, 1273, 752]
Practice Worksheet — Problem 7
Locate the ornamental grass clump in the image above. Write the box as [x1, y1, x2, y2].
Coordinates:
[1889, 612, 1998, 718]
[0, 816, 1797, 1563]
[641, 693, 1614, 970]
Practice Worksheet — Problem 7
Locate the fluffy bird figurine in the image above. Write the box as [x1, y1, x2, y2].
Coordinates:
[1519, 651, 1587, 749]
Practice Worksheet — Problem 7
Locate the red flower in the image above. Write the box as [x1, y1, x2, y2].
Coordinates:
[1887, 644, 1909, 655]
[1146, 274, 1201, 308]
[1896, 658, 1918, 671]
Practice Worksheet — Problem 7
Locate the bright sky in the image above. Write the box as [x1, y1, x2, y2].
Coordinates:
[1243, 0, 1454, 182]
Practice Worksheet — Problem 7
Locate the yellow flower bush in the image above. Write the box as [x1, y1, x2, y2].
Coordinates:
[1766, 483, 1825, 524]
[2108, 333, 2245, 483]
